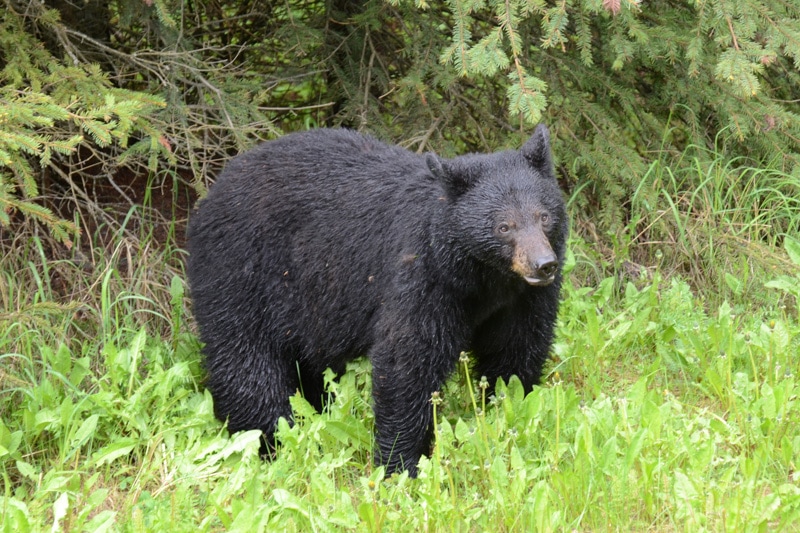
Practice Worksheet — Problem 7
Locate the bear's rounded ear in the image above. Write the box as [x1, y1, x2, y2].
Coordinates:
[427, 153, 473, 198]
[521, 123, 553, 171]
[426, 153, 445, 178]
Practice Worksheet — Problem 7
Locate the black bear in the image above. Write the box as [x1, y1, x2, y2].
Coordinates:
[186, 125, 567, 476]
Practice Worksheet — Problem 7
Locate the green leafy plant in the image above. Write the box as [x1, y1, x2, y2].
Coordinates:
[765, 236, 800, 316]
[6, 258, 799, 531]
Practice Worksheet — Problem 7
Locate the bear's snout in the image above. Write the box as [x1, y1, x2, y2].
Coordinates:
[511, 228, 559, 286]
[524, 253, 558, 286]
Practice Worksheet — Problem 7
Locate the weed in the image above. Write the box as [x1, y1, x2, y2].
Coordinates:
[2, 153, 799, 530]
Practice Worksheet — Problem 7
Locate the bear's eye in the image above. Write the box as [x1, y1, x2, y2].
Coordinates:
[497, 223, 511, 234]
[541, 213, 549, 223]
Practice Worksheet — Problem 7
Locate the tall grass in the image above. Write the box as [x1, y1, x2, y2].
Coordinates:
[2, 267, 798, 531]
[1, 151, 799, 531]
[572, 140, 800, 310]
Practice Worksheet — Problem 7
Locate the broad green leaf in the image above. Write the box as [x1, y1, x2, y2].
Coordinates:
[70, 414, 99, 451]
[51, 492, 69, 533]
[784, 237, 800, 266]
[93, 439, 138, 466]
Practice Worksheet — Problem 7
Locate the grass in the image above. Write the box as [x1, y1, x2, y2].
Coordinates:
[1, 157, 799, 531]
[576, 141, 800, 313]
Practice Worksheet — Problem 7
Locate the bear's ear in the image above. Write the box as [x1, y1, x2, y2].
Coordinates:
[521, 123, 553, 172]
[427, 153, 473, 198]
[426, 153, 445, 178]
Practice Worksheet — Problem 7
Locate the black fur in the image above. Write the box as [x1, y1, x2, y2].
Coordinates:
[186, 125, 568, 476]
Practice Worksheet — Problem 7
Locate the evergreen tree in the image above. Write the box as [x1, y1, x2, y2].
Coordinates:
[2, 0, 798, 244]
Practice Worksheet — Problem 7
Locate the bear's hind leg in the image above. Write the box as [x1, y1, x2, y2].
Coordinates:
[296, 360, 328, 413]
[205, 342, 299, 455]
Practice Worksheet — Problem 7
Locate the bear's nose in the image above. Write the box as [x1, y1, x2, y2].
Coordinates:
[534, 255, 558, 280]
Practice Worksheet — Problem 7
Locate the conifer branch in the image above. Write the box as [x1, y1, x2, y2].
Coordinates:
[726, 16, 740, 51]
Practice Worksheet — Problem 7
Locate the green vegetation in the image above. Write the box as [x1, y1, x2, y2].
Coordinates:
[2, 226, 799, 530]
[2, 0, 800, 531]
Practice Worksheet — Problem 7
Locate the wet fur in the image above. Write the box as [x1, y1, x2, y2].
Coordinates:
[186, 126, 568, 476]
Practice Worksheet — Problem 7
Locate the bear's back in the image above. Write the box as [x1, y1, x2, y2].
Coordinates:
[215, 129, 428, 198]
[187, 129, 453, 371]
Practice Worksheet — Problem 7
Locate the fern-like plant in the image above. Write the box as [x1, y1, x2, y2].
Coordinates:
[0, 6, 167, 245]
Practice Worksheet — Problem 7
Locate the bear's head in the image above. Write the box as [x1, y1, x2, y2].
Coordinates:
[427, 124, 567, 286]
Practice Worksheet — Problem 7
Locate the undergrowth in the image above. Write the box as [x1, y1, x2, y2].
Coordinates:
[2, 234, 799, 531]
[1, 151, 799, 531]
[571, 141, 800, 313]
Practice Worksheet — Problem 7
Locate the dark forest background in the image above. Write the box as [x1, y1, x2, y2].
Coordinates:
[2, 0, 799, 309]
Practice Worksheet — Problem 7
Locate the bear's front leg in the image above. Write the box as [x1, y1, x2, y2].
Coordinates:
[369, 330, 458, 477]
[472, 285, 561, 394]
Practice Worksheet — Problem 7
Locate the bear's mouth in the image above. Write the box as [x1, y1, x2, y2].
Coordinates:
[523, 275, 555, 287]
